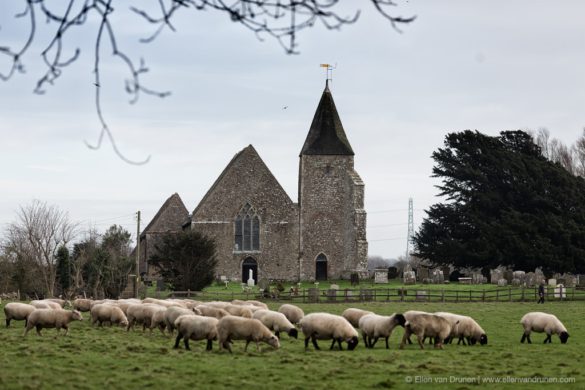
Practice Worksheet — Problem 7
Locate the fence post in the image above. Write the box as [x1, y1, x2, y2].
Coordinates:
[572, 287, 575, 301]
[482, 290, 485, 302]
[456, 290, 459, 302]
[441, 290, 445, 303]
[521, 287, 525, 302]
[469, 290, 472, 302]
[509, 287, 512, 302]
[496, 289, 499, 302]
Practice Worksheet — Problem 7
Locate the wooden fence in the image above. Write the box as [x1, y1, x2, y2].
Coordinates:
[160, 286, 585, 304]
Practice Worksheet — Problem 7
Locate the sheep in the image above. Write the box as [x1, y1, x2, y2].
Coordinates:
[278, 304, 304, 325]
[24, 309, 83, 336]
[197, 305, 231, 319]
[73, 298, 93, 312]
[4, 303, 36, 327]
[434, 312, 487, 345]
[163, 306, 202, 335]
[239, 300, 269, 310]
[126, 304, 166, 332]
[342, 308, 374, 328]
[90, 303, 129, 327]
[300, 313, 359, 351]
[30, 300, 60, 310]
[174, 315, 219, 351]
[217, 316, 280, 353]
[403, 310, 431, 344]
[359, 313, 406, 349]
[224, 304, 254, 318]
[44, 298, 68, 307]
[520, 312, 569, 344]
[252, 309, 298, 339]
[400, 312, 453, 350]
[142, 298, 185, 308]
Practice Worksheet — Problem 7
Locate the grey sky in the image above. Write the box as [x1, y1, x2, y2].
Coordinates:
[1, 1, 584, 259]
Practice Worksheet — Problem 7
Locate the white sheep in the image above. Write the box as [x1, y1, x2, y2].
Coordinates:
[403, 310, 431, 345]
[217, 316, 280, 353]
[197, 305, 231, 319]
[342, 308, 374, 328]
[434, 312, 487, 345]
[358, 313, 406, 349]
[24, 309, 83, 336]
[126, 303, 166, 332]
[278, 304, 304, 325]
[90, 304, 129, 327]
[400, 312, 453, 349]
[300, 313, 359, 351]
[73, 298, 93, 312]
[4, 303, 36, 327]
[174, 315, 219, 351]
[520, 312, 569, 344]
[252, 309, 298, 339]
[163, 306, 201, 335]
[44, 298, 69, 307]
[224, 304, 254, 318]
[30, 300, 60, 309]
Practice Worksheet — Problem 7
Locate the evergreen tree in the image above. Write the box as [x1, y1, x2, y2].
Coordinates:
[414, 130, 585, 275]
[55, 245, 71, 295]
[149, 231, 217, 291]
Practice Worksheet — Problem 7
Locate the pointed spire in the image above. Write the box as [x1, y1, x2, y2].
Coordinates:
[300, 84, 354, 156]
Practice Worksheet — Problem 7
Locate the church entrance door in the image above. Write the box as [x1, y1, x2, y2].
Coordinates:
[315, 254, 328, 281]
[242, 257, 258, 284]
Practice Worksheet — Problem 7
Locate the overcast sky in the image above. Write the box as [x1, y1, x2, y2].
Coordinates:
[1, 1, 584, 259]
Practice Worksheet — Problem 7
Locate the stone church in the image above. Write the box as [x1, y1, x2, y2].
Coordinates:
[139, 84, 367, 282]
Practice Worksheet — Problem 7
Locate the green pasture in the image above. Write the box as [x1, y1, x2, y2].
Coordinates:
[0, 300, 583, 389]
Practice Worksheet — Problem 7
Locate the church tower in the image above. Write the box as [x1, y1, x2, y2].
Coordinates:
[298, 83, 368, 280]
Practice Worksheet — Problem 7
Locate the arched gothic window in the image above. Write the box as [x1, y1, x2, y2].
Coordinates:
[235, 203, 260, 251]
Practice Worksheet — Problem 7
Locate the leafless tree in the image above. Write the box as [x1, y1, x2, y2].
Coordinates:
[573, 129, 585, 177]
[70, 227, 100, 294]
[0, 1, 414, 165]
[5, 200, 78, 297]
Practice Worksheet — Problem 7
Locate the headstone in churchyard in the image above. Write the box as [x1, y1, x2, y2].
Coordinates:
[511, 278, 521, 287]
[387, 267, 399, 280]
[525, 272, 536, 287]
[360, 289, 374, 301]
[513, 271, 526, 284]
[247, 269, 255, 287]
[330, 284, 340, 290]
[578, 275, 585, 287]
[326, 289, 337, 302]
[504, 270, 514, 283]
[403, 270, 416, 285]
[442, 266, 451, 280]
[374, 269, 388, 284]
[472, 273, 483, 284]
[431, 269, 444, 284]
[564, 274, 577, 288]
[548, 278, 557, 287]
[554, 284, 566, 299]
[491, 269, 503, 285]
[308, 288, 320, 303]
[418, 268, 429, 282]
[497, 279, 508, 287]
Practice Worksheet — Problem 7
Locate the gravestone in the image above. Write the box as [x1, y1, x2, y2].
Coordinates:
[548, 278, 557, 287]
[403, 270, 416, 285]
[442, 267, 451, 280]
[417, 268, 429, 283]
[578, 275, 585, 287]
[491, 269, 503, 285]
[247, 269, 255, 287]
[330, 284, 340, 290]
[472, 273, 484, 284]
[326, 289, 337, 302]
[360, 289, 374, 301]
[497, 279, 508, 287]
[563, 274, 577, 288]
[511, 278, 521, 287]
[431, 269, 444, 284]
[504, 270, 514, 283]
[513, 271, 526, 284]
[308, 288, 320, 303]
[525, 272, 536, 287]
[554, 284, 566, 299]
[374, 269, 389, 284]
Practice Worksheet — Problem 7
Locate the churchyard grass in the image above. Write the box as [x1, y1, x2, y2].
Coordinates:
[0, 301, 583, 389]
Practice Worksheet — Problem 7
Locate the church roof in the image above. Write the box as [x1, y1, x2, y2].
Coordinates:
[300, 84, 354, 156]
[140, 192, 188, 238]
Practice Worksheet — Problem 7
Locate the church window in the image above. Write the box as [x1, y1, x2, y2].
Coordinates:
[235, 203, 260, 251]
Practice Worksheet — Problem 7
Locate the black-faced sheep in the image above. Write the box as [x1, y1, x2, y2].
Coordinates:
[24, 309, 83, 336]
[174, 315, 219, 351]
[342, 308, 374, 328]
[90, 304, 129, 327]
[300, 313, 359, 351]
[434, 311, 487, 345]
[252, 309, 298, 339]
[217, 316, 280, 353]
[520, 312, 569, 344]
[358, 313, 406, 349]
[400, 312, 452, 350]
[4, 303, 36, 327]
[278, 304, 304, 325]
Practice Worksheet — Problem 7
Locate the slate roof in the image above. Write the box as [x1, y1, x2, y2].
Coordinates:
[140, 192, 188, 238]
[300, 84, 354, 156]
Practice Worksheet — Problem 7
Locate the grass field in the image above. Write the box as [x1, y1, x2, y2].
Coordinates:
[0, 300, 583, 389]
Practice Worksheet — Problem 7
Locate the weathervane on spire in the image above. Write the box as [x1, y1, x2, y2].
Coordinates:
[320, 63, 336, 88]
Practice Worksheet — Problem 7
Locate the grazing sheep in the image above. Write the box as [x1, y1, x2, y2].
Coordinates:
[163, 306, 201, 335]
[300, 313, 359, 351]
[44, 298, 68, 307]
[91, 304, 129, 327]
[403, 310, 431, 344]
[520, 312, 569, 344]
[278, 304, 304, 325]
[197, 305, 230, 319]
[126, 304, 166, 332]
[30, 300, 60, 309]
[4, 303, 36, 327]
[73, 298, 93, 312]
[142, 298, 185, 308]
[217, 316, 280, 353]
[400, 312, 453, 350]
[224, 304, 254, 318]
[435, 312, 487, 346]
[242, 300, 269, 310]
[359, 313, 406, 349]
[342, 308, 374, 328]
[24, 309, 83, 336]
[174, 315, 219, 351]
[252, 309, 298, 339]
[200, 301, 231, 309]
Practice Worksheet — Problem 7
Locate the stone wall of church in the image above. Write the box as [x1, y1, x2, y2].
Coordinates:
[191, 146, 300, 282]
[299, 155, 366, 280]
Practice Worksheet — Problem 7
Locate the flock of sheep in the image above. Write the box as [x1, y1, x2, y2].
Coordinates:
[3, 297, 570, 352]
